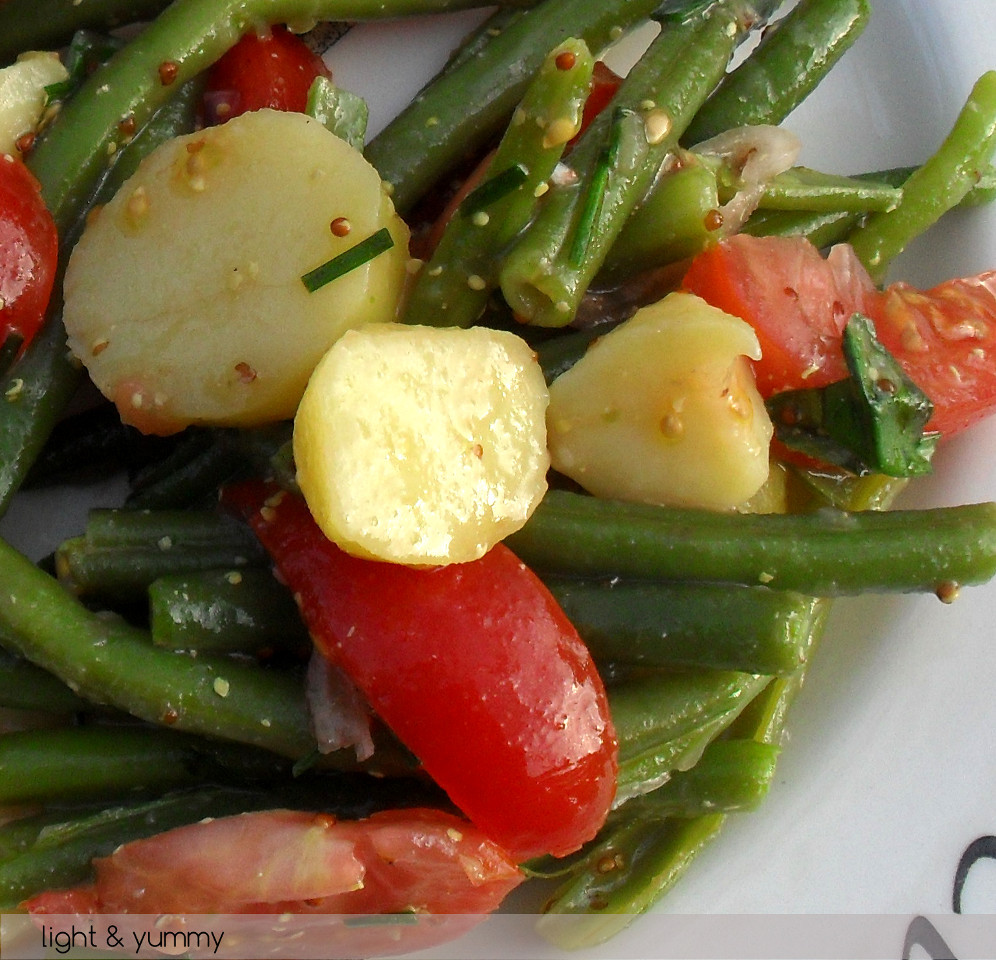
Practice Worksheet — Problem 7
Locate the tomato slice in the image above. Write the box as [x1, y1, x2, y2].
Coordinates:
[0, 154, 58, 352]
[224, 482, 618, 862]
[25, 808, 523, 954]
[204, 25, 331, 121]
[682, 234, 996, 436]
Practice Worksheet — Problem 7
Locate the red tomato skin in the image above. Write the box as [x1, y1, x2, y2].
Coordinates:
[0, 155, 58, 350]
[25, 808, 522, 955]
[225, 482, 618, 863]
[682, 234, 996, 437]
[204, 25, 331, 119]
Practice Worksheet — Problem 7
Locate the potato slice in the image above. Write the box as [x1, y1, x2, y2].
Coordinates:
[294, 323, 550, 566]
[547, 292, 773, 510]
[0, 52, 68, 155]
[63, 109, 410, 435]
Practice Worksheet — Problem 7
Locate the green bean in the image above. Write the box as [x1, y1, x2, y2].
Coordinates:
[742, 206, 862, 246]
[402, 37, 594, 329]
[365, 0, 668, 215]
[0, 0, 171, 66]
[598, 153, 721, 281]
[149, 568, 310, 656]
[738, 166, 901, 214]
[609, 671, 770, 804]
[535, 814, 725, 947]
[683, 0, 871, 145]
[0, 726, 303, 805]
[0, 534, 313, 760]
[55, 507, 266, 602]
[614, 739, 781, 819]
[506, 488, 996, 595]
[499, 0, 775, 327]
[23, 405, 149, 490]
[847, 70, 996, 283]
[547, 578, 819, 675]
[0, 646, 88, 714]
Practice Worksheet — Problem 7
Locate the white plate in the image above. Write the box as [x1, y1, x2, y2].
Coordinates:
[2, 2, 996, 958]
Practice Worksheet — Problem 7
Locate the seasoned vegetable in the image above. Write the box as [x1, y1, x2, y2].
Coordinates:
[62, 108, 409, 435]
[226, 482, 618, 862]
[0, 52, 68, 154]
[0, 156, 58, 354]
[24, 807, 523, 955]
[294, 323, 549, 565]
[683, 233, 996, 436]
[547, 292, 772, 510]
[202, 24, 332, 122]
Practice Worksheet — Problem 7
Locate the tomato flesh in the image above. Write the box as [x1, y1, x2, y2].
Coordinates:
[682, 234, 996, 436]
[204, 25, 331, 120]
[25, 808, 523, 954]
[225, 482, 618, 862]
[0, 155, 58, 351]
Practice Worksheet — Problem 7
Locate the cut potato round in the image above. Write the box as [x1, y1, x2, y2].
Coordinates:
[0, 52, 68, 155]
[547, 292, 773, 510]
[63, 109, 410, 435]
[294, 323, 550, 566]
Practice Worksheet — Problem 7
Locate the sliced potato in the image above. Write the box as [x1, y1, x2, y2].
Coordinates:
[294, 323, 550, 566]
[547, 292, 773, 510]
[0, 52, 68, 155]
[63, 109, 409, 435]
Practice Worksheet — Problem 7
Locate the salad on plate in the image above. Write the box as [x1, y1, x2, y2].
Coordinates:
[0, 0, 995, 957]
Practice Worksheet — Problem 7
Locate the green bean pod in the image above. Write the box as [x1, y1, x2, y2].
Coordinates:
[366, 0, 667, 215]
[149, 568, 310, 656]
[609, 671, 770, 803]
[0, 0, 171, 66]
[507, 489, 996, 595]
[547, 578, 820, 675]
[499, 2, 748, 326]
[847, 70, 996, 282]
[403, 37, 595, 328]
[683, 0, 871, 145]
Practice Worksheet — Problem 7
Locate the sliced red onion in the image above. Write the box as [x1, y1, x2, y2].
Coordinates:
[305, 650, 375, 762]
[696, 124, 802, 234]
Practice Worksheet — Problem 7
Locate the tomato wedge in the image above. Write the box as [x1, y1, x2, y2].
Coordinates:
[224, 482, 618, 862]
[25, 808, 523, 955]
[204, 25, 331, 121]
[0, 154, 58, 352]
[682, 233, 996, 436]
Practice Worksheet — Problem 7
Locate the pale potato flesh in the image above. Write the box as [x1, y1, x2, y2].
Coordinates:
[547, 292, 773, 510]
[0, 52, 68, 155]
[62, 109, 410, 435]
[294, 323, 550, 566]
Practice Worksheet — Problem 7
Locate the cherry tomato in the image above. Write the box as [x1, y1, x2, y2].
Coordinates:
[573, 60, 623, 146]
[25, 808, 523, 954]
[224, 482, 618, 862]
[682, 233, 996, 436]
[204, 25, 331, 121]
[0, 154, 59, 352]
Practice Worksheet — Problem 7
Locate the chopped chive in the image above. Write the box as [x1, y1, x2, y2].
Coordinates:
[301, 227, 395, 293]
[568, 108, 628, 268]
[460, 163, 529, 218]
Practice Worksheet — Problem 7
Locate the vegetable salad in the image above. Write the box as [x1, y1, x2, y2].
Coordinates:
[2, 0, 996, 955]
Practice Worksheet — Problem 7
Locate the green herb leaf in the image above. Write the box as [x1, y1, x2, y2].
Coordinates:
[460, 163, 529, 218]
[301, 227, 395, 293]
[767, 313, 938, 477]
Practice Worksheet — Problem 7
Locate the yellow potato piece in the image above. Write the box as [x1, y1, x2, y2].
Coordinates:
[63, 109, 409, 435]
[0, 52, 68, 155]
[294, 323, 550, 566]
[547, 292, 773, 510]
